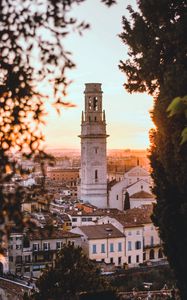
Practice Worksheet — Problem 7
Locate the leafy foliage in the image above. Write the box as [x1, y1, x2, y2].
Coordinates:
[119, 1, 187, 299]
[32, 244, 108, 300]
[0, 0, 116, 241]
[167, 96, 187, 144]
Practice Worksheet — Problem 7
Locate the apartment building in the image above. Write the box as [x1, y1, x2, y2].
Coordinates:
[72, 224, 126, 266]
[8, 229, 81, 277]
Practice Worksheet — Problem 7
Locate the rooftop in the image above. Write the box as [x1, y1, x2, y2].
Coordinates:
[78, 223, 125, 240]
[28, 229, 81, 241]
[130, 190, 155, 199]
[68, 208, 121, 217]
[113, 205, 153, 227]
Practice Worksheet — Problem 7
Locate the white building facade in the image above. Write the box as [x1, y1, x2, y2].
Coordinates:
[79, 83, 109, 208]
[71, 224, 126, 266]
[109, 166, 153, 211]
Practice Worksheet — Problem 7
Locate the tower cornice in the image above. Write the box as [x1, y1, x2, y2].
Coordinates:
[78, 134, 109, 139]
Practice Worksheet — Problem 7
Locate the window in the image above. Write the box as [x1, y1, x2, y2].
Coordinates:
[33, 265, 40, 271]
[128, 231, 132, 236]
[82, 217, 87, 222]
[92, 245, 97, 254]
[16, 256, 22, 263]
[9, 256, 13, 262]
[118, 242, 122, 252]
[143, 252, 146, 261]
[158, 248, 163, 259]
[128, 241, 132, 251]
[16, 267, 21, 273]
[128, 256, 131, 264]
[43, 242, 50, 251]
[95, 170, 98, 182]
[24, 266, 30, 272]
[25, 255, 31, 263]
[33, 243, 39, 251]
[110, 257, 114, 264]
[56, 242, 61, 250]
[150, 249, 155, 260]
[116, 194, 118, 200]
[93, 96, 98, 111]
[110, 243, 114, 252]
[16, 236, 22, 241]
[118, 257, 122, 265]
[136, 255, 139, 263]
[88, 97, 92, 110]
[101, 244, 105, 253]
[136, 230, 140, 235]
[151, 236, 154, 246]
[135, 241, 141, 250]
[16, 244, 22, 250]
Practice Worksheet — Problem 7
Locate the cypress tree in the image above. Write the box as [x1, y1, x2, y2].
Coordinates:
[119, 1, 187, 298]
[124, 191, 130, 210]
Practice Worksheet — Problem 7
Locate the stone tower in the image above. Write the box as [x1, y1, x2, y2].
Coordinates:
[79, 83, 109, 208]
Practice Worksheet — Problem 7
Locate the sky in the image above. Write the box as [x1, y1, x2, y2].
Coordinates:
[43, 0, 154, 150]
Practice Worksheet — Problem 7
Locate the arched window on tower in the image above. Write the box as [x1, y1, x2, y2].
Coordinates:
[93, 96, 98, 111]
[95, 170, 98, 182]
[88, 97, 92, 110]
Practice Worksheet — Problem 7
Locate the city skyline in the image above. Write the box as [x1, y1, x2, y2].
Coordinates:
[43, 0, 154, 150]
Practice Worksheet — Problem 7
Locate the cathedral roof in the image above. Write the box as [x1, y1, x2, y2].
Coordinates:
[110, 205, 154, 227]
[130, 190, 155, 199]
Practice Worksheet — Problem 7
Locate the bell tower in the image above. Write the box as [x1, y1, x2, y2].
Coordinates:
[79, 83, 109, 208]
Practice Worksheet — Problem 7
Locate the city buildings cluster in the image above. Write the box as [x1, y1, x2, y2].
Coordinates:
[0, 83, 165, 281]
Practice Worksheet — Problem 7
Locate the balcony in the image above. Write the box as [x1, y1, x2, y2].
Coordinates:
[32, 249, 56, 254]
[144, 243, 162, 250]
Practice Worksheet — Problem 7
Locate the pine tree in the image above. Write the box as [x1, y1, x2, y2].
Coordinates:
[124, 191, 130, 210]
[33, 244, 109, 300]
[119, 1, 187, 298]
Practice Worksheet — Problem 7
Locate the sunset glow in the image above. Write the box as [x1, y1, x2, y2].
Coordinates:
[43, 0, 154, 150]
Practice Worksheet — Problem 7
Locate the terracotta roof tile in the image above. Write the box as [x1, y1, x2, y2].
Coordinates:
[28, 229, 81, 240]
[112, 205, 153, 227]
[130, 190, 155, 199]
[79, 224, 125, 239]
